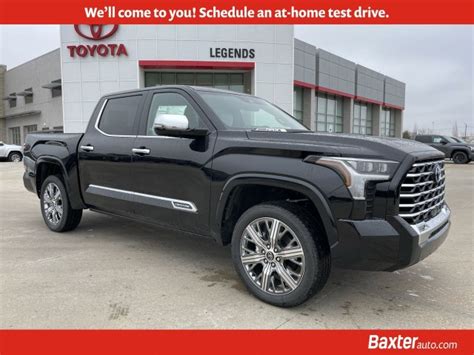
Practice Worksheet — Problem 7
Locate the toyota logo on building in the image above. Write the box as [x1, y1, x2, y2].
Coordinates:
[74, 25, 119, 40]
[68, 24, 127, 58]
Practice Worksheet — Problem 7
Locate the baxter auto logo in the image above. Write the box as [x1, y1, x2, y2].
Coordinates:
[67, 25, 128, 58]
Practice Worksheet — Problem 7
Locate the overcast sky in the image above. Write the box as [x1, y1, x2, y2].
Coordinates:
[0, 25, 472, 134]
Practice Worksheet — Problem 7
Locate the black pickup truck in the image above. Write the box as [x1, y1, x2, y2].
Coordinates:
[23, 86, 451, 307]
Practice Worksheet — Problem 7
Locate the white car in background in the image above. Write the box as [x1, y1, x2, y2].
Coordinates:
[0, 141, 23, 162]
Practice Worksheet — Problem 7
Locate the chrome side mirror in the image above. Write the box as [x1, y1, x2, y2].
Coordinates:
[153, 114, 189, 132]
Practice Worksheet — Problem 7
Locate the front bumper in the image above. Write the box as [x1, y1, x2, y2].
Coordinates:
[331, 204, 451, 271]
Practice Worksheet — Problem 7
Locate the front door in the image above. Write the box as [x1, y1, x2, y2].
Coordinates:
[129, 89, 216, 235]
[78, 94, 145, 217]
[431, 136, 450, 155]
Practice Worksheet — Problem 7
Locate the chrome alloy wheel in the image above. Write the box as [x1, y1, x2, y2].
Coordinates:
[43, 182, 63, 225]
[240, 217, 305, 294]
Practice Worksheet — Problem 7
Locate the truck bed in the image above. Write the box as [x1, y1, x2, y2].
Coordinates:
[25, 133, 84, 154]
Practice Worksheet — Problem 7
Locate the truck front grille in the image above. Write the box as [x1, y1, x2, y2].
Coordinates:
[399, 160, 446, 225]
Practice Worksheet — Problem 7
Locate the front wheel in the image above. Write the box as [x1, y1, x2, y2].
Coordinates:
[40, 175, 82, 232]
[231, 202, 331, 307]
[452, 151, 469, 164]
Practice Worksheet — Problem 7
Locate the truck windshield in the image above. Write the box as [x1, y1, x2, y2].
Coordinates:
[451, 136, 465, 143]
[199, 91, 308, 131]
[443, 136, 457, 143]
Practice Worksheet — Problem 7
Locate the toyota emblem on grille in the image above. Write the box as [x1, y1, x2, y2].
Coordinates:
[434, 164, 442, 183]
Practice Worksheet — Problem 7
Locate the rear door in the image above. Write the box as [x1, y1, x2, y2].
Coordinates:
[78, 93, 145, 217]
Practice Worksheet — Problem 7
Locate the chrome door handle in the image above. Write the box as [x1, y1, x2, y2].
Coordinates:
[132, 148, 151, 155]
[80, 145, 94, 152]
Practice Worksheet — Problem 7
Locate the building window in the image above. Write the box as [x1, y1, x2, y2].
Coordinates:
[24, 88, 33, 104]
[316, 93, 343, 133]
[53, 126, 64, 132]
[380, 108, 395, 137]
[23, 125, 38, 138]
[353, 101, 373, 135]
[9, 127, 21, 145]
[8, 94, 16, 108]
[293, 86, 304, 122]
[52, 86, 62, 98]
[144, 72, 247, 93]
[43, 79, 62, 97]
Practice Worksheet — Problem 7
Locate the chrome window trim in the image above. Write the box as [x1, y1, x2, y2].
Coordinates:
[94, 98, 186, 140]
[86, 184, 198, 213]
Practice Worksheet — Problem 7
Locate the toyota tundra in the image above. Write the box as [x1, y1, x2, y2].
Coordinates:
[23, 86, 451, 307]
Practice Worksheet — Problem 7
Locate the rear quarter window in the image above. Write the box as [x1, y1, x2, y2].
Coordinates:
[98, 95, 142, 135]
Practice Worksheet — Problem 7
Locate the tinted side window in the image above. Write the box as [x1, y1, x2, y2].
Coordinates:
[416, 136, 430, 143]
[98, 95, 142, 135]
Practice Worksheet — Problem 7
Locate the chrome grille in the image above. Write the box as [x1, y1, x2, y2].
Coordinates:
[399, 160, 446, 225]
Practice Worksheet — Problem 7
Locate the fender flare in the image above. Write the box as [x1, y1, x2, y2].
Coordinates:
[451, 148, 470, 158]
[6, 149, 23, 157]
[213, 173, 339, 247]
[35, 156, 86, 209]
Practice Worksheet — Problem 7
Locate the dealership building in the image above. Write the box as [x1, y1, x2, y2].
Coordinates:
[1, 25, 405, 145]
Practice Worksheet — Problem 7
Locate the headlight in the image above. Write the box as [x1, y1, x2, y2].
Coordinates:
[470, 146, 474, 152]
[306, 156, 399, 200]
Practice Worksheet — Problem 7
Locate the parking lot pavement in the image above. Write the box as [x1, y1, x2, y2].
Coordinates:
[0, 162, 472, 329]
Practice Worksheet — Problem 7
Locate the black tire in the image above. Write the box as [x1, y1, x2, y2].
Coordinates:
[452, 151, 469, 164]
[231, 201, 331, 307]
[40, 175, 82, 232]
[8, 151, 22, 162]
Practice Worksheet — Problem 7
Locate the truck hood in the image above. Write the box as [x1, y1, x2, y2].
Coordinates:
[246, 131, 444, 162]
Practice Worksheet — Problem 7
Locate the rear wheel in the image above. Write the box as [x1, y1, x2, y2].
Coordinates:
[452, 151, 468, 164]
[231, 201, 331, 307]
[8, 152, 22, 162]
[40, 175, 82, 232]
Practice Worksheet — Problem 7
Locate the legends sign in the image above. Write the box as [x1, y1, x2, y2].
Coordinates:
[210, 47, 255, 59]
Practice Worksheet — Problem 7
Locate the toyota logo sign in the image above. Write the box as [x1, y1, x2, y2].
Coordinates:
[68, 24, 127, 58]
[74, 25, 119, 40]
